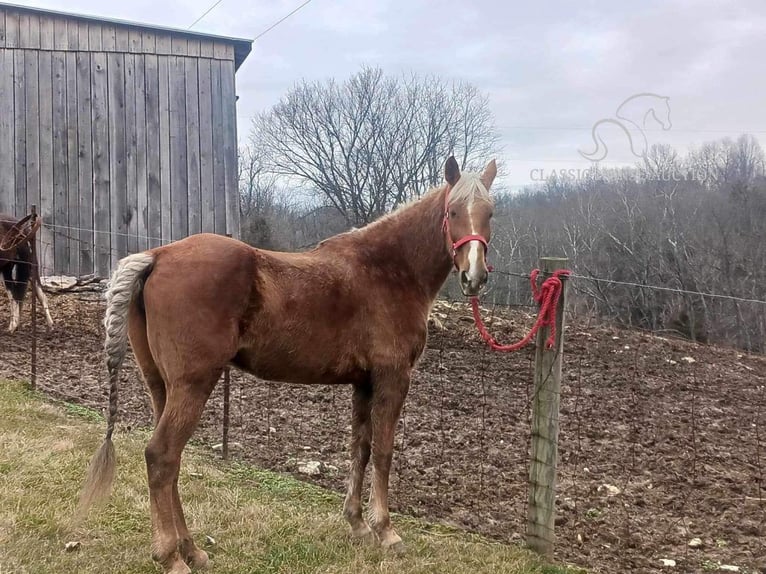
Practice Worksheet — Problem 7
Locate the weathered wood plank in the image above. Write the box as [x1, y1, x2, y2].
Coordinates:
[185, 57, 201, 236]
[5, 11, 18, 48]
[144, 54, 161, 249]
[91, 51, 110, 276]
[102, 23, 116, 51]
[39, 15, 54, 50]
[129, 29, 142, 53]
[168, 55, 187, 241]
[53, 17, 67, 51]
[213, 41, 228, 60]
[220, 59, 239, 238]
[158, 56, 171, 244]
[134, 55, 149, 251]
[124, 53, 138, 254]
[88, 22, 102, 51]
[108, 52, 128, 270]
[38, 50, 54, 275]
[66, 52, 79, 277]
[18, 12, 29, 48]
[210, 59, 225, 235]
[199, 40, 214, 58]
[171, 35, 187, 56]
[186, 38, 200, 57]
[77, 21, 88, 51]
[77, 52, 94, 274]
[155, 33, 170, 55]
[67, 18, 78, 50]
[51, 51, 68, 275]
[24, 50, 39, 222]
[19, 12, 40, 49]
[0, 10, 6, 47]
[198, 58, 214, 233]
[115, 26, 129, 52]
[27, 13, 40, 50]
[13, 50, 25, 217]
[141, 30, 156, 54]
[0, 50, 14, 214]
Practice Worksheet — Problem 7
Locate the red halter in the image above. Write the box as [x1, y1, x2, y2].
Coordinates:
[442, 185, 491, 269]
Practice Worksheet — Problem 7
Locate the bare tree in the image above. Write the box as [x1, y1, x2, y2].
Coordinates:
[250, 65, 500, 226]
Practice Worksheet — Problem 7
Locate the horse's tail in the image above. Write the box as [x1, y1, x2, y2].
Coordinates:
[8, 241, 31, 301]
[74, 252, 154, 523]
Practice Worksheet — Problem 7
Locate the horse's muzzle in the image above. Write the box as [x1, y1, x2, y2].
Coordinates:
[459, 269, 488, 297]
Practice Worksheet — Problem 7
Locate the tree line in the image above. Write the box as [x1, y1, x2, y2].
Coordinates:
[239, 65, 766, 351]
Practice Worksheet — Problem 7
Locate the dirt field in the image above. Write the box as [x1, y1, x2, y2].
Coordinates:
[1, 292, 764, 573]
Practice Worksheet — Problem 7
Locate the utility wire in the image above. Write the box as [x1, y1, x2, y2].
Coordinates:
[188, 0, 226, 29]
[253, 0, 315, 42]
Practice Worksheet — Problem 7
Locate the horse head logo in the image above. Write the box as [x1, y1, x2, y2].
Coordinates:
[579, 93, 672, 162]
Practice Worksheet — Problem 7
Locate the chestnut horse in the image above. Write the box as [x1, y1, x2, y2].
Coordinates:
[76, 156, 497, 573]
[0, 214, 54, 332]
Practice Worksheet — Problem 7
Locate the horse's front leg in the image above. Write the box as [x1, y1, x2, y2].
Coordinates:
[367, 367, 410, 553]
[33, 280, 53, 329]
[5, 287, 20, 333]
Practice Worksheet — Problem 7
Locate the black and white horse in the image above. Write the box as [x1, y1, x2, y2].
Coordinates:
[0, 213, 53, 332]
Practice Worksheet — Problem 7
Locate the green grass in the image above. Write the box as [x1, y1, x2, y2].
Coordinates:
[0, 379, 585, 574]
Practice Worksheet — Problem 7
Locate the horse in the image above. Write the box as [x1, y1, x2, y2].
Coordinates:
[75, 155, 497, 574]
[0, 213, 54, 332]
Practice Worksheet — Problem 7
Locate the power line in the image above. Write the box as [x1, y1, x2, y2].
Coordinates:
[253, 0, 315, 42]
[188, 0, 226, 30]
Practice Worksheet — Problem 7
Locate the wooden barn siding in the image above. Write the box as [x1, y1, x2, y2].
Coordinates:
[0, 8, 240, 276]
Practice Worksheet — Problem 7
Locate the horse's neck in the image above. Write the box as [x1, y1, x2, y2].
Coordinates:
[363, 187, 453, 301]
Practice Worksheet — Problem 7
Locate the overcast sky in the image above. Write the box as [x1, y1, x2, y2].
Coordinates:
[12, 0, 766, 189]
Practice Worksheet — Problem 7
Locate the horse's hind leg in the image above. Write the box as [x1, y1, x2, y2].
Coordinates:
[144, 373, 219, 574]
[367, 368, 410, 552]
[130, 306, 213, 572]
[343, 380, 373, 540]
[129, 304, 166, 424]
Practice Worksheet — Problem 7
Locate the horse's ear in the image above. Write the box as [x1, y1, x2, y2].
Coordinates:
[444, 156, 460, 186]
[480, 159, 497, 190]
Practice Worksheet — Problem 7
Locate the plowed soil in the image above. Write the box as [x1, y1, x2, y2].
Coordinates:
[1, 293, 764, 573]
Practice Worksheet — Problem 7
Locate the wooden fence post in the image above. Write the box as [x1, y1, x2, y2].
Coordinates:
[526, 256, 569, 556]
[30, 205, 39, 390]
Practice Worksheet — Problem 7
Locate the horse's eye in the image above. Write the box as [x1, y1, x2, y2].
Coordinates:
[450, 210, 457, 218]
[489, 212, 493, 219]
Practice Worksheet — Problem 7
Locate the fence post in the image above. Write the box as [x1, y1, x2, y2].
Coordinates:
[526, 256, 569, 556]
[30, 205, 39, 390]
[221, 232, 232, 460]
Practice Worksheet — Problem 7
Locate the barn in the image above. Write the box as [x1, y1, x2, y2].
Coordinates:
[0, 3, 252, 276]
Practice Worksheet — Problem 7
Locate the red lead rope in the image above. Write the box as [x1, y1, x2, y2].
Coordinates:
[470, 269, 570, 352]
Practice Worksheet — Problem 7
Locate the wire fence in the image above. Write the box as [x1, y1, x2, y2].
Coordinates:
[1, 221, 765, 574]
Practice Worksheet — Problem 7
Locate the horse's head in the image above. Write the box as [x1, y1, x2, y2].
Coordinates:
[443, 156, 497, 297]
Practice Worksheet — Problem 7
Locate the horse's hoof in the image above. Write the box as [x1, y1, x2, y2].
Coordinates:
[350, 524, 376, 545]
[383, 540, 407, 555]
[187, 549, 209, 570]
[165, 563, 192, 574]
